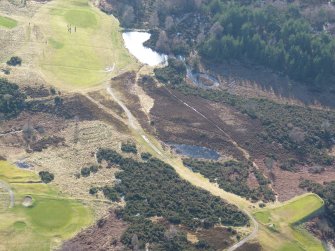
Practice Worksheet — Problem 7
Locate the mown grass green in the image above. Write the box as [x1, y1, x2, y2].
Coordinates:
[0, 161, 92, 251]
[37, 0, 138, 89]
[254, 194, 325, 251]
[64, 9, 97, 28]
[27, 199, 72, 229]
[254, 211, 271, 224]
[49, 38, 64, 49]
[0, 16, 17, 29]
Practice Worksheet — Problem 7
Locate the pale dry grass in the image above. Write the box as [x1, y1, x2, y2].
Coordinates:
[27, 120, 135, 219]
[134, 66, 155, 115]
[187, 232, 199, 244]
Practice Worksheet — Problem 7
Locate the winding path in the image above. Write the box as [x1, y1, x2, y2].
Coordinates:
[103, 79, 258, 251]
[163, 87, 260, 250]
[228, 211, 258, 251]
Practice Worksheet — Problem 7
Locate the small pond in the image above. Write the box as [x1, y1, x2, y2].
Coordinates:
[15, 161, 32, 169]
[122, 31, 168, 66]
[170, 144, 220, 160]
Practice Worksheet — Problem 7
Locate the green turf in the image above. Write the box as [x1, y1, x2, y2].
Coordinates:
[49, 38, 64, 49]
[27, 199, 72, 229]
[272, 194, 324, 223]
[64, 9, 97, 28]
[13, 221, 27, 231]
[278, 242, 305, 251]
[0, 161, 92, 250]
[254, 211, 271, 224]
[0, 16, 17, 29]
[254, 194, 325, 251]
[38, 0, 138, 89]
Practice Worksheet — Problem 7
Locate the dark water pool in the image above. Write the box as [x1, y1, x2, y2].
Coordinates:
[15, 161, 32, 169]
[170, 144, 220, 160]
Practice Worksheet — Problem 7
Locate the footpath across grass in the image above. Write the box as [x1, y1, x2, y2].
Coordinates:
[0, 161, 92, 251]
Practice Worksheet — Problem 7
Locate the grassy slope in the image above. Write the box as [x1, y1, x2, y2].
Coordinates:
[36, 0, 138, 89]
[254, 194, 324, 251]
[0, 161, 92, 251]
[0, 15, 17, 29]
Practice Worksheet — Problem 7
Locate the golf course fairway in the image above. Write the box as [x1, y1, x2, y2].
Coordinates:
[254, 193, 325, 251]
[0, 161, 92, 251]
[33, 0, 138, 89]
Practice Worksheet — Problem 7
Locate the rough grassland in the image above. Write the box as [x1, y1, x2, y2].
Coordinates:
[254, 194, 324, 251]
[0, 161, 92, 251]
[34, 0, 138, 89]
[0, 15, 17, 29]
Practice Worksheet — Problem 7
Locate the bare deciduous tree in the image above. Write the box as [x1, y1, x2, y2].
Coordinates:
[209, 22, 224, 38]
[289, 127, 305, 143]
[122, 5, 135, 27]
[149, 10, 159, 28]
[131, 234, 139, 251]
[23, 120, 35, 148]
[164, 225, 178, 240]
[156, 30, 170, 52]
[165, 16, 174, 30]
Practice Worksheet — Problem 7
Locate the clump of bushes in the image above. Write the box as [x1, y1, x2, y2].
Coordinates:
[141, 152, 152, 160]
[102, 186, 120, 202]
[196, 240, 210, 249]
[80, 165, 100, 177]
[0, 78, 26, 119]
[81, 167, 91, 177]
[6, 56, 22, 66]
[96, 148, 244, 250]
[97, 148, 249, 228]
[88, 186, 120, 202]
[308, 166, 325, 174]
[279, 159, 297, 172]
[121, 142, 137, 154]
[89, 187, 98, 195]
[154, 58, 186, 86]
[183, 159, 275, 202]
[96, 148, 123, 165]
[39, 171, 54, 183]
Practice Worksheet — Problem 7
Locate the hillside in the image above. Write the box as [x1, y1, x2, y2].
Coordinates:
[0, 0, 334, 250]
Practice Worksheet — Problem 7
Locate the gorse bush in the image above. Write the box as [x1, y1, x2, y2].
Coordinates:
[183, 159, 275, 202]
[0, 78, 26, 119]
[39, 171, 54, 183]
[6, 56, 22, 66]
[96, 148, 248, 228]
[121, 142, 138, 154]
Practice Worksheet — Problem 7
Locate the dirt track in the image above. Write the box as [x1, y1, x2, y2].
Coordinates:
[0, 180, 14, 208]
[103, 77, 258, 250]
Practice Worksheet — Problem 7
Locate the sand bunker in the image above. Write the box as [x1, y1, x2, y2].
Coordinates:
[22, 196, 33, 207]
